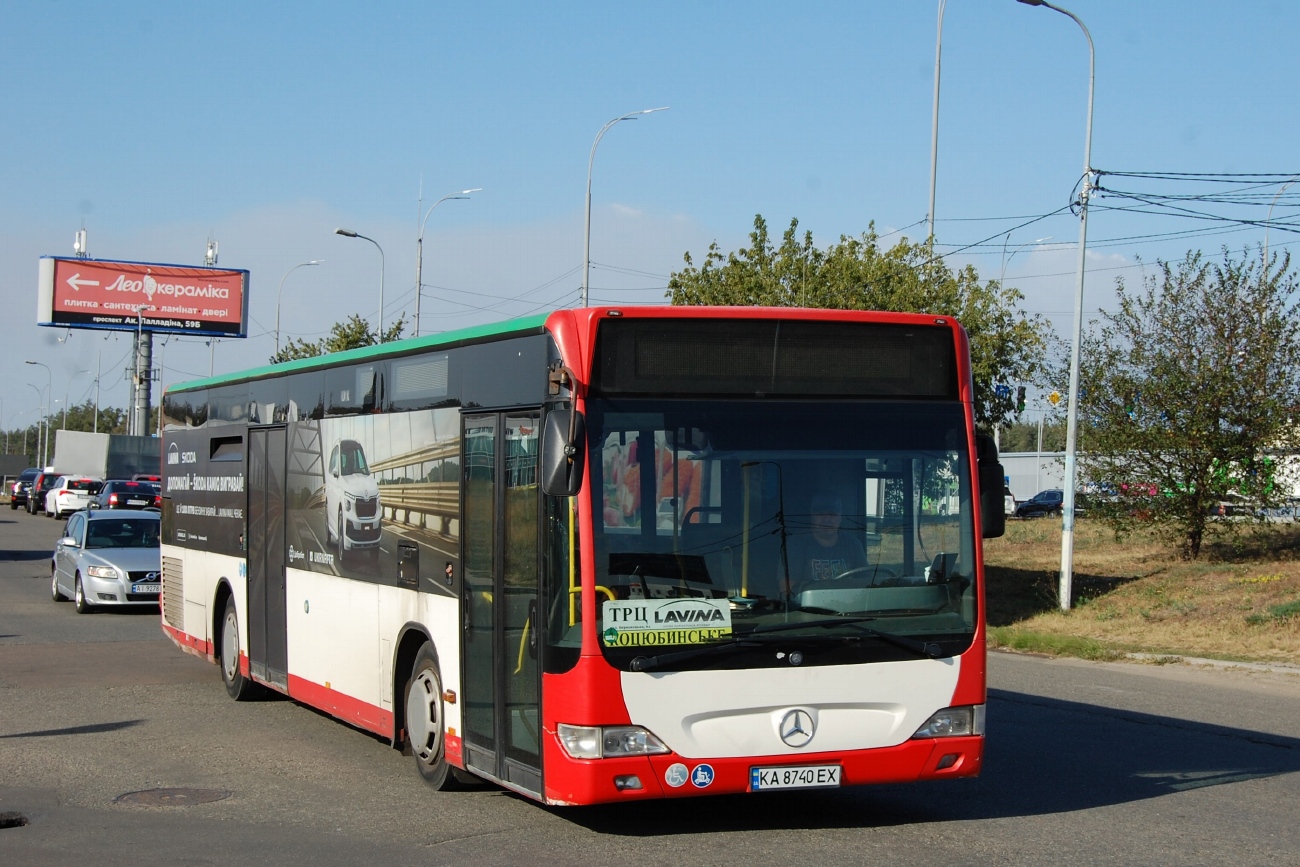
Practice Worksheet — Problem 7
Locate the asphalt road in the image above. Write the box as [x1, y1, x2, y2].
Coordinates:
[2, 509, 1299, 866]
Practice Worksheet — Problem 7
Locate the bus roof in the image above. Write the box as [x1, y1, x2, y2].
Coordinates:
[167, 313, 549, 395]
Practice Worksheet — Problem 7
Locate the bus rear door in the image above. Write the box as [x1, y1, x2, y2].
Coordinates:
[247, 425, 289, 690]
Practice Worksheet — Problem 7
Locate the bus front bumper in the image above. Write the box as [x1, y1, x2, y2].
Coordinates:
[542, 735, 983, 806]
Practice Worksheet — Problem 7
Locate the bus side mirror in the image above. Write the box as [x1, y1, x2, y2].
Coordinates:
[975, 434, 1006, 539]
[541, 408, 586, 497]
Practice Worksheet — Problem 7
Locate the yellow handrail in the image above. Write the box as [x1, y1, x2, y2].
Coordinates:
[514, 616, 531, 674]
[568, 495, 577, 626]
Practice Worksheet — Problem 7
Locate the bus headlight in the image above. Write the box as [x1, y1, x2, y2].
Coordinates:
[557, 724, 669, 759]
[911, 705, 985, 738]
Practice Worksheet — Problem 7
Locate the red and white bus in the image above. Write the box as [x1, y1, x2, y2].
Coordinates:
[160, 306, 1005, 805]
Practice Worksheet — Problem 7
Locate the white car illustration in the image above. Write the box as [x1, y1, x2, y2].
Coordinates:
[325, 439, 382, 563]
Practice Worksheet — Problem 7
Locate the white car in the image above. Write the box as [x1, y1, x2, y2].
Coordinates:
[45, 475, 103, 518]
[325, 439, 381, 563]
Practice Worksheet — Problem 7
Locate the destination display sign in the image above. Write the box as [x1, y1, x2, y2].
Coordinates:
[601, 598, 733, 647]
[38, 256, 250, 337]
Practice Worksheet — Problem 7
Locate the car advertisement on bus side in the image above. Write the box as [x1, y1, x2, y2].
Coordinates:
[163, 435, 246, 556]
[285, 409, 462, 596]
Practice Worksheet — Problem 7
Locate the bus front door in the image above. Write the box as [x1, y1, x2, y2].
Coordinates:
[461, 412, 542, 796]
[247, 426, 289, 690]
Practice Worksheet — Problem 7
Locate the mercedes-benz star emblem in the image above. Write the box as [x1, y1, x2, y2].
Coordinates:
[779, 709, 815, 748]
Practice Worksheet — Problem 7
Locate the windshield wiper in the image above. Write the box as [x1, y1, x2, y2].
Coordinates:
[629, 640, 762, 672]
[629, 616, 948, 671]
[743, 614, 946, 659]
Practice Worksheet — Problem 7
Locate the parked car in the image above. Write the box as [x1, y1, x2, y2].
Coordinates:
[9, 467, 41, 510]
[51, 510, 162, 614]
[1014, 489, 1065, 518]
[45, 475, 103, 518]
[93, 479, 161, 510]
[28, 471, 61, 515]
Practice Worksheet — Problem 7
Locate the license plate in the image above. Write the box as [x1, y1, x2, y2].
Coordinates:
[132, 584, 161, 594]
[750, 764, 842, 791]
[127, 499, 148, 506]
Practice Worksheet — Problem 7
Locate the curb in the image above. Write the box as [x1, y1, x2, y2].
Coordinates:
[1123, 652, 1300, 676]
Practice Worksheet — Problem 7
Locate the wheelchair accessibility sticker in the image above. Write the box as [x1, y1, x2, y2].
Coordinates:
[664, 763, 689, 788]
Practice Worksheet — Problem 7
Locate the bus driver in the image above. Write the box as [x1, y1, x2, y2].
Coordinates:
[784, 491, 868, 596]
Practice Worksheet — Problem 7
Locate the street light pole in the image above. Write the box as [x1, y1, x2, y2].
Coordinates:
[1017, 0, 1094, 612]
[335, 229, 385, 337]
[27, 385, 45, 468]
[275, 260, 323, 356]
[928, 0, 948, 249]
[25, 361, 51, 466]
[415, 189, 480, 338]
[582, 107, 668, 308]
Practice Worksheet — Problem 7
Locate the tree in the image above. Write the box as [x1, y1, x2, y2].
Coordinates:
[669, 216, 1051, 428]
[1075, 249, 1300, 559]
[59, 401, 129, 435]
[998, 420, 1066, 453]
[270, 314, 407, 364]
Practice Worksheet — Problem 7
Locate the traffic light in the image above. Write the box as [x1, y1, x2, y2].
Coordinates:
[1016, 386, 1026, 413]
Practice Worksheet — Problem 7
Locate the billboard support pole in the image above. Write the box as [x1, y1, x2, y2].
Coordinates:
[131, 306, 154, 437]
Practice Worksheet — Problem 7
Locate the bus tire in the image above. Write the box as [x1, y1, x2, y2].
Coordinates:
[404, 645, 458, 790]
[220, 596, 257, 701]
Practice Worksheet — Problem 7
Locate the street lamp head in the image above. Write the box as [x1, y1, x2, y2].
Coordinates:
[335, 228, 359, 238]
[1017, 0, 1046, 6]
[636, 106, 670, 116]
[460, 188, 482, 195]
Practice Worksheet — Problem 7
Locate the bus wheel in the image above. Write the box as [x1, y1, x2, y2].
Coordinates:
[220, 596, 257, 701]
[405, 645, 458, 790]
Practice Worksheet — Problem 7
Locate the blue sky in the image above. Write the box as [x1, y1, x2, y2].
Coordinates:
[3, 0, 1298, 431]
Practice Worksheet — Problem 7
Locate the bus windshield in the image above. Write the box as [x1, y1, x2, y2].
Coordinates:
[582, 398, 978, 671]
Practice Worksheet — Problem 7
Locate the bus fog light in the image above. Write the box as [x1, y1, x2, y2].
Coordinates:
[614, 774, 643, 791]
[558, 724, 602, 759]
[911, 705, 984, 739]
[601, 726, 668, 757]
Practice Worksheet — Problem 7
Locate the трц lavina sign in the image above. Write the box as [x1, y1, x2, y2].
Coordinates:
[37, 256, 250, 337]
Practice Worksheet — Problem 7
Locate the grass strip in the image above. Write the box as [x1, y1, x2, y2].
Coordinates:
[988, 627, 1128, 662]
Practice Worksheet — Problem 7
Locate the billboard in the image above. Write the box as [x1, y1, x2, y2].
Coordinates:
[38, 256, 250, 337]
